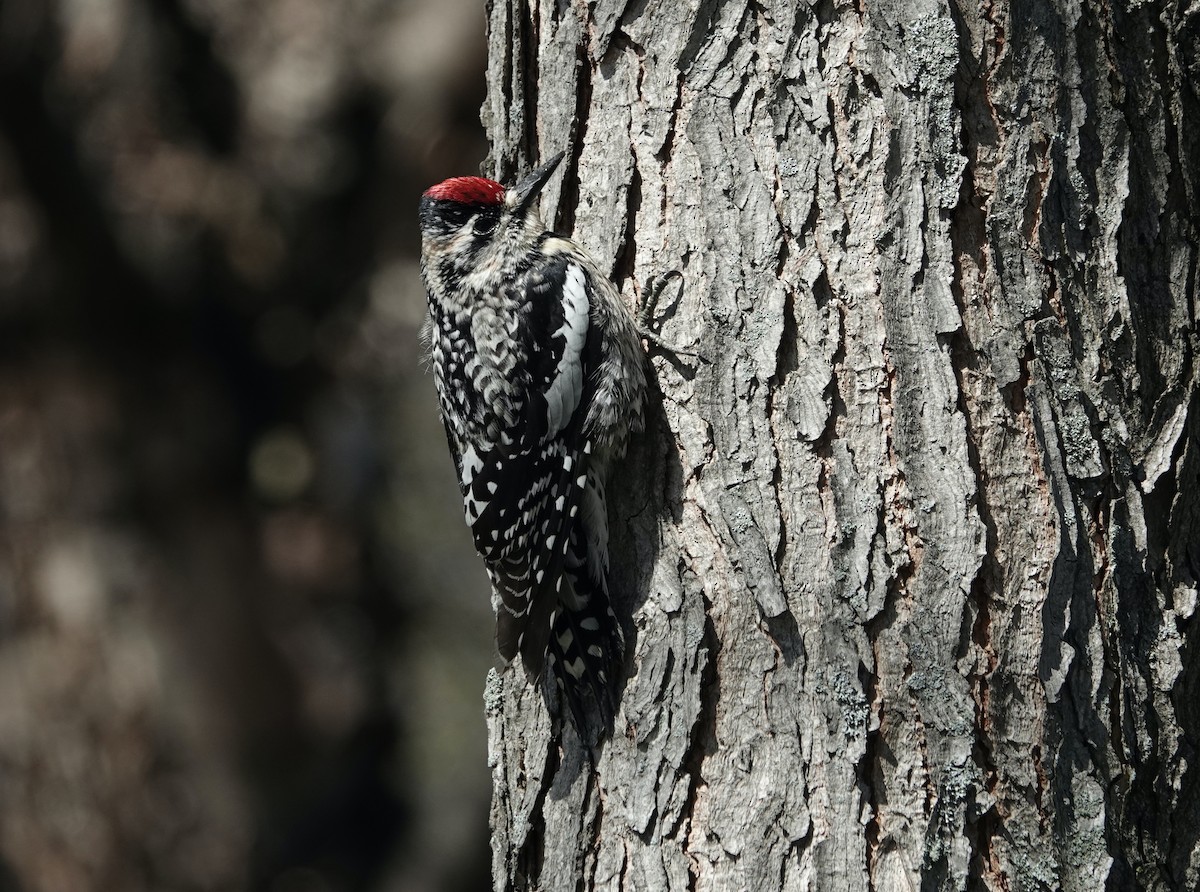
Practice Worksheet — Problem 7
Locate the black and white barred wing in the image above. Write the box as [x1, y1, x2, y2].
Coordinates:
[456, 435, 583, 666]
[460, 256, 624, 725]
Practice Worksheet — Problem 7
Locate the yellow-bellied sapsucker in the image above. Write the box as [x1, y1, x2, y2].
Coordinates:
[418, 152, 646, 736]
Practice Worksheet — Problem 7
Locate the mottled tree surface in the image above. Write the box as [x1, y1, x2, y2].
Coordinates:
[483, 1, 1199, 890]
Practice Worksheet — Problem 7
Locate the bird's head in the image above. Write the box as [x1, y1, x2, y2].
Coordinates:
[418, 152, 564, 279]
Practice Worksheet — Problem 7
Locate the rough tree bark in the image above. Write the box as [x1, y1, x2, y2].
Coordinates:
[479, 1, 1199, 889]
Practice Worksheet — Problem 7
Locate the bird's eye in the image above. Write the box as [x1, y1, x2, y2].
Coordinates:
[473, 215, 497, 235]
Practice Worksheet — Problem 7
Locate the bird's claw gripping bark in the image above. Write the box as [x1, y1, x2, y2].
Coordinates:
[637, 271, 701, 359]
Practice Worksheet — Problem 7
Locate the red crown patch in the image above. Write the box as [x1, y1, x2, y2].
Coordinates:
[423, 177, 505, 205]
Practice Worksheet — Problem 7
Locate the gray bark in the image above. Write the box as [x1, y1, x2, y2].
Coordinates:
[482, 1, 1200, 890]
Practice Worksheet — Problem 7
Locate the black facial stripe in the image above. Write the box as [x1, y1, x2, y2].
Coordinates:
[419, 197, 502, 237]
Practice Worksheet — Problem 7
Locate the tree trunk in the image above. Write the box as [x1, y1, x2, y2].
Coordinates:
[481, 1, 1199, 889]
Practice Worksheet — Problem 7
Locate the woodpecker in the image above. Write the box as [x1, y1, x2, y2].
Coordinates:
[418, 152, 647, 737]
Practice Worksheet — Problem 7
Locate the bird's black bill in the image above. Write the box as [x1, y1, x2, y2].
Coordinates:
[512, 151, 565, 216]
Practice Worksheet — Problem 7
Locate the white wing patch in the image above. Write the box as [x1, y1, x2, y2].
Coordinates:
[544, 263, 590, 437]
[460, 443, 487, 524]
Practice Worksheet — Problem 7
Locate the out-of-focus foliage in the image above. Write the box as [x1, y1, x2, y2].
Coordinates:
[0, 1, 492, 890]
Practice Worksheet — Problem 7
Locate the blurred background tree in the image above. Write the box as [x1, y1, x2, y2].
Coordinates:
[0, 1, 494, 890]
